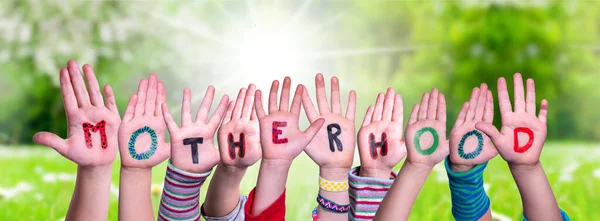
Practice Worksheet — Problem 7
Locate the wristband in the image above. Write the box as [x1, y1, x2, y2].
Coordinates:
[348, 166, 397, 220]
[445, 157, 490, 221]
[316, 194, 350, 213]
[311, 207, 319, 221]
[319, 176, 349, 192]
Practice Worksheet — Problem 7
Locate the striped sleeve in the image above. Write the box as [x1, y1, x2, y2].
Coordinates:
[158, 162, 211, 221]
[445, 157, 490, 221]
[348, 166, 397, 221]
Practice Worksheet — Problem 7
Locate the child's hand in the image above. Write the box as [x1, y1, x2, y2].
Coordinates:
[449, 84, 497, 171]
[217, 84, 261, 168]
[254, 77, 325, 162]
[357, 88, 406, 179]
[33, 60, 121, 167]
[118, 74, 170, 169]
[475, 73, 548, 167]
[404, 88, 449, 167]
[302, 74, 356, 170]
[162, 86, 229, 173]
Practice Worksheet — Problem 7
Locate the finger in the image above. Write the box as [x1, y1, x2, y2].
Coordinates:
[513, 73, 526, 112]
[303, 118, 326, 143]
[67, 60, 91, 106]
[382, 87, 395, 121]
[268, 80, 279, 114]
[346, 90, 357, 121]
[331, 76, 342, 114]
[103, 84, 119, 114]
[465, 87, 480, 121]
[483, 90, 494, 123]
[315, 73, 330, 114]
[59, 68, 77, 112]
[538, 99, 548, 124]
[453, 102, 470, 129]
[208, 94, 230, 128]
[181, 88, 192, 127]
[361, 105, 374, 127]
[145, 74, 158, 115]
[279, 77, 292, 111]
[437, 93, 446, 122]
[526, 78, 536, 115]
[242, 84, 256, 119]
[134, 78, 148, 117]
[123, 94, 138, 122]
[497, 77, 513, 114]
[222, 101, 235, 124]
[155, 81, 166, 117]
[255, 90, 267, 118]
[161, 103, 179, 132]
[418, 92, 430, 120]
[475, 122, 501, 144]
[427, 88, 439, 120]
[474, 83, 488, 121]
[290, 84, 304, 115]
[392, 94, 403, 123]
[82, 64, 104, 106]
[33, 132, 68, 156]
[302, 86, 319, 122]
[250, 105, 258, 121]
[372, 93, 385, 121]
[232, 88, 247, 120]
[408, 104, 419, 125]
[196, 86, 215, 124]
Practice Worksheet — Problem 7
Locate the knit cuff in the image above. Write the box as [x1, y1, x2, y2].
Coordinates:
[158, 162, 212, 221]
[348, 166, 396, 221]
[445, 157, 490, 221]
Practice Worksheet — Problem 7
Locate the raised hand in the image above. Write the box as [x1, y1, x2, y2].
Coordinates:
[357, 88, 406, 178]
[302, 74, 355, 170]
[33, 60, 121, 166]
[475, 73, 548, 167]
[254, 77, 325, 162]
[404, 88, 449, 166]
[161, 86, 228, 173]
[217, 84, 261, 168]
[118, 74, 170, 169]
[449, 83, 497, 171]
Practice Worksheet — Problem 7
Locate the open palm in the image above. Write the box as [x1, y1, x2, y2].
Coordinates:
[33, 60, 121, 167]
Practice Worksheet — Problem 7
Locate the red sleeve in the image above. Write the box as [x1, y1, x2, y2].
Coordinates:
[244, 187, 286, 221]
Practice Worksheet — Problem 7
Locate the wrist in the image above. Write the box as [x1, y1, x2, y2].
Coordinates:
[78, 164, 113, 174]
[120, 165, 152, 175]
[508, 161, 542, 172]
[404, 160, 434, 172]
[319, 167, 350, 181]
[358, 167, 392, 179]
[449, 161, 475, 173]
[217, 163, 248, 176]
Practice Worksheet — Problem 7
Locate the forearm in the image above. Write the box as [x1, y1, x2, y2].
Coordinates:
[66, 165, 113, 221]
[158, 162, 211, 221]
[374, 162, 431, 221]
[317, 167, 350, 220]
[203, 164, 246, 217]
[510, 163, 561, 221]
[349, 167, 396, 221]
[446, 159, 492, 221]
[251, 159, 291, 215]
[118, 167, 154, 221]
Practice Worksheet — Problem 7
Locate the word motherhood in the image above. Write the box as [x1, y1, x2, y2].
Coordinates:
[327, 123, 343, 152]
[513, 127, 534, 153]
[414, 127, 439, 155]
[369, 133, 388, 159]
[272, 121, 289, 144]
[82, 120, 107, 149]
[457, 130, 484, 159]
[128, 126, 158, 160]
[228, 133, 246, 159]
[183, 137, 203, 164]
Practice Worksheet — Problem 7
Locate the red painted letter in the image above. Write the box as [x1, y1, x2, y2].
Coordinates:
[513, 127, 534, 153]
[272, 121, 289, 144]
[83, 120, 107, 149]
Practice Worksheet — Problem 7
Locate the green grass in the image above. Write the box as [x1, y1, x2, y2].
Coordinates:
[0, 143, 598, 220]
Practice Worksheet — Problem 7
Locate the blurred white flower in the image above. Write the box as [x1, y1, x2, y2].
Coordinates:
[42, 172, 76, 183]
[0, 182, 33, 199]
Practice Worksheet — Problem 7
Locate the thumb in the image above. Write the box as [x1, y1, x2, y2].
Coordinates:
[33, 132, 68, 156]
[475, 122, 501, 144]
[302, 118, 325, 143]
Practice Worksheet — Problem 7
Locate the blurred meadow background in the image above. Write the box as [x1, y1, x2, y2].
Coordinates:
[1, 0, 599, 220]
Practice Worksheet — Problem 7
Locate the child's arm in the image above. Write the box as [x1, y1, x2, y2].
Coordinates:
[301, 74, 355, 220]
[249, 77, 325, 217]
[202, 84, 261, 219]
[351, 87, 405, 220]
[33, 60, 121, 221]
[447, 84, 496, 221]
[157, 86, 228, 220]
[374, 88, 449, 221]
[475, 74, 565, 221]
[117, 74, 172, 221]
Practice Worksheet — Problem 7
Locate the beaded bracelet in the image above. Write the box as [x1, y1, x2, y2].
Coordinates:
[319, 177, 349, 192]
[312, 207, 319, 221]
[316, 194, 350, 213]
